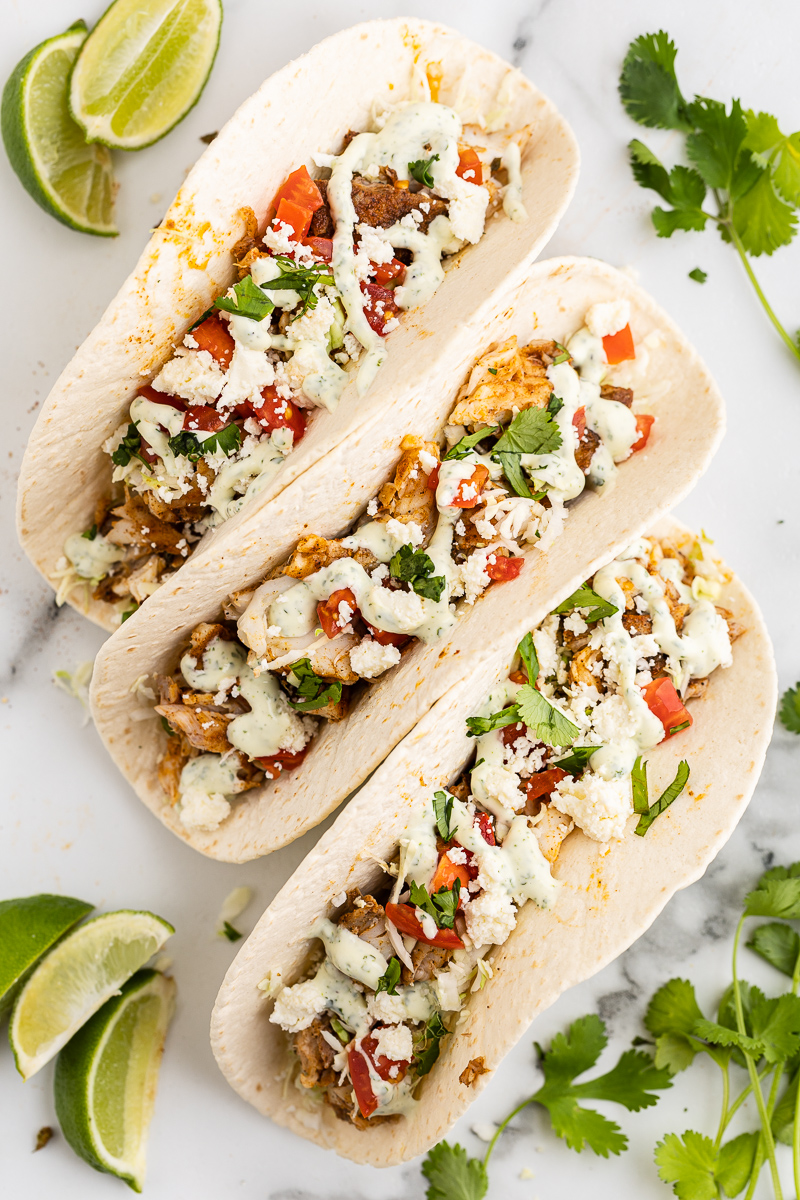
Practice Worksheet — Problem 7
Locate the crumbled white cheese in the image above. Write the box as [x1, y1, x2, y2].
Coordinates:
[551, 774, 633, 842]
[585, 299, 631, 340]
[179, 788, 231, 832]
[460, 548, 493, 605]
[349, 638, 402, 680]
[466, 888, 516, 947]
[367, 498, 379, 516]
[270, 978, 327, 1032]
[219, 345, 275, 405]
[590, 693, 640, 743]
[372, 1023, 413, 1062]
[385, 517, 424, 548]
[533, 614, 561, 682]
[418, 449, 438, 475]
[152, 347, 226, 403]
[563, 611, 589, 636]
[367, 991, 407, 1024]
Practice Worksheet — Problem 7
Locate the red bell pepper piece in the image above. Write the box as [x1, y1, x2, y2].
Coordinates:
[384, 902, 464, 948]
[347, 1044, 378, 1118]
[440, 463, 490, 508]
[274, 197, 312, 242]
[456, 146, 483, 185]
[430, 853, 471, 896]
[364, 620, 410, 649]
[371, 257, 406, 287]
[525, 767, 568, 803]
[602, 323, 635, 364]
[486, 553, 524, 581]
[632, 413, 654, 451]
[254, 746, 310, 779]
[317, 588, 358, 639]
[641, 676, 693, 737]
[191, 314, 235, 370]
[254, 386, 307, 443]
[137, 384, 186, 412]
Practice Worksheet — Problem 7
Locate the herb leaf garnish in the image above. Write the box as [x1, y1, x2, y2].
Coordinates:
[517, 630, 539, 686]
[444, 427, 496, 461]
[553, 584, 619, 624]
[779, 683, 800, 734]
[416, 1013, 450, 1079]
[492, 407, 562, 498]
[81, 524, 98, 541]
[375, 958, 401, 996]
[111, 423, 146, 468]
[634, 760, 690, 836]
[214, 275, 275, 322]
[389, 544, 445, 602]
[168, 424, 242, 462]
[433, 790, 457, 842]
[268, 256, 335, 318]
[516, 687, 580, 749]
[408, 154, 439, 187]
[631, 755, 649, 814]
[286, 658, 343, 712]
[553, 745, 598, 775]
[408, 879, 460, 930]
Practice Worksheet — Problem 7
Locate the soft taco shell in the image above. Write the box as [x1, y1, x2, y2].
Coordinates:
[210, 515, 776, 1165]
[16, 17, 579, 630]
[89, 257, 726, 861]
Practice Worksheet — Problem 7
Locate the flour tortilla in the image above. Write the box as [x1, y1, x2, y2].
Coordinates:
[89, 257, 726, 861]
[209, 515, 776, 1165]
[16, 17, 579, 631]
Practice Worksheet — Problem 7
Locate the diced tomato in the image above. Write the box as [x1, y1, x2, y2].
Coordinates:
[137, 384, 186, 412]
[317, 588, 358, 639]
[385, 902, 464, 948]
[641, 676, 693, 738]
[364, 620, 410, 649]
[274, 197, 312, 241]
[347, 1044, 378, 1118]
[508, 670, 529, 686]
[431, 853, 470, 895]
[301, 235, 333, 262]
[572, 406, 586, 441]
[183, 406, 227, 433]
[456, 146, 484, 185]
[602, 323, 636, 364]
[361, 1033, 410, 1083]
[191, 314, 235, 370]
[360, 282, 401, 336]
[632, 412, 655, 452]
[254, 746, 310, 779]
[486, 553, 524, 581]
[272, 165, 324, 214]
[254, 386, 307, 443]
[371, 257, 407, 287]
[443, 463, 490, 508]
[501, 720, 527, 747]
[426, 462, 440, 490]
[525, 767, 567, 803]
[475, 811, 496, 846]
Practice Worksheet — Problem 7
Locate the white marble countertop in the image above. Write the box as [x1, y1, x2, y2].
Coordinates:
[2, 2, 800, 1197]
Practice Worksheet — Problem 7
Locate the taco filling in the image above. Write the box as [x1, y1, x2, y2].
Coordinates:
[151, 306, 654, 832]
[55, 93, 533, 616]
[265, 531, 742, 1127]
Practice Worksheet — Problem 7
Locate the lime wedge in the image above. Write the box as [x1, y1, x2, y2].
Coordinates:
[1, 22, 117, 235]
[0, 894, 93, 1020]
[69, 0, 223, 150]
[10, 910, 174, 1080]
[55, 969, 176, 1192]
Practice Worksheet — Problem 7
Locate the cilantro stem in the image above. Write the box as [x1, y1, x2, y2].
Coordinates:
[482, 1095, 534, 1170]
[732, 914, 784, 1200]
[793, 1067, 800, 1200]
[713, 1059, 730, 1152]
[744, 1142, 765, 1200]
[727, 223, 800, 363]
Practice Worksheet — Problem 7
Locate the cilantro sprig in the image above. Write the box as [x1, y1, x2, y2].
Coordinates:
[168, 424, 242, 462]
[214, 275, 274, 322]
[111, 423, 147, 468]
[409, 154, 439, 187]
[553, 583, 619, 624]
[492, 407, 562, 499]
[285, 658, 343, 712]
[375, 958, 401, 996]
[267, 256, 335, 319]
[620, 32, 800, 364]
[779, 683, 800, 734]
[389, 544, 445, 602]
[433, 790, 457, 841]
[444, 427, 495, 461]
[409, 879, 461, 930]
[466, 633, 579, 747]
[421, 1014, 671, 1198]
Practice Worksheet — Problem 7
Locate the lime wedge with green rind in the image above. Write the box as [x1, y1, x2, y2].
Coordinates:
[0, 894, 93, 1021]
[1, 21, 117, 235]
[55, 969, 176, 1193]
[10, 909, 174, 1079]
[69, 0, 223, 150]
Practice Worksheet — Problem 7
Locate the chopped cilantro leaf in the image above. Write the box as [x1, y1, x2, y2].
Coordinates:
[81, 524, 98, 540]
[466, 704, 521, 738]
[416, 1012, 450, 1078]
[408, 154, 439, 187]
[494, 406, 562, 457]
[160, 716, 175, 737]
[517, 631, 539, 686]
[551, 342, 571, 365]
[688, 267, 707, 282]
[553, 584, 618, 624]
[631, 755, 649, 814]
[408, 879, 460, 930]
[444, 428, 496, 460]
[517, 686, 580, 749]
[433, 790, 457, 841]
[553, 745, 598, 775]
[375, 957, 401, 995]
[214, 275, 274, 322]
[286, 658, 343, 712]
[111, 423, 146, 468]
[169, 424, 242, 462]
[120, 604, 138, 623]
[268, 257, 335, 318]
[221, 921, 242, 942]
[634, 760, 690, 835]
[547, 393, 564, 416]
[390, 543, 445, 601]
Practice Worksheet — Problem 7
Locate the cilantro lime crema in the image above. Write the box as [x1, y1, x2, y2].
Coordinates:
[54, 86, 532, 620]
[145, 304, 656, 834]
